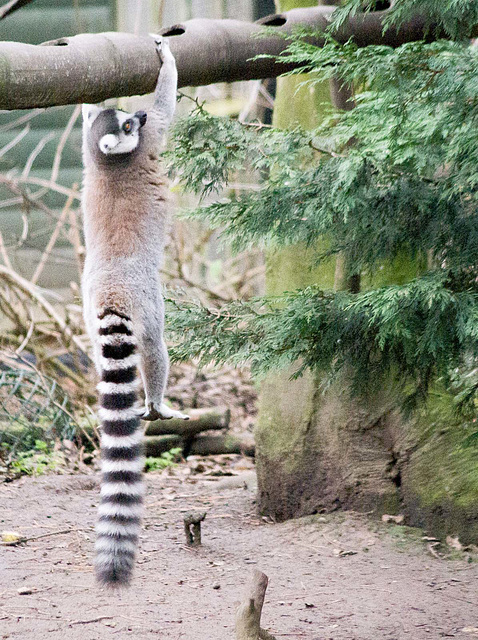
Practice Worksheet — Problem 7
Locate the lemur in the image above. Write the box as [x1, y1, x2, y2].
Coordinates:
[81, 37, 188, 587]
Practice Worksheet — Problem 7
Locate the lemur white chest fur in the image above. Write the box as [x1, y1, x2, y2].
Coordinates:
[81, 37, 188, 589]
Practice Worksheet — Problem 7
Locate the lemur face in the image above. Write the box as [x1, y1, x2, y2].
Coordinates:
[82, 105, 147, 156]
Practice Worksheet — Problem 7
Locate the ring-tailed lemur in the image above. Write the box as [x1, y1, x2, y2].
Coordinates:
[81, 37, 189, 587]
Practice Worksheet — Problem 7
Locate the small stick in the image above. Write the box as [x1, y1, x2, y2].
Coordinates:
[14, 175, 81, 200]
[68, 206, 85, 279]
[50, 104, 81, 184]
[0, 108, 43, 133]
[68, 615, 114, 626]
[0, 229, 12, 269]
[0, 124, 29, 160]
[0, 264, 90, 358]
[22, 131, 56, 178]
[15, 317, 35, 355]
[1, 527, 89, 546]
[31, 190, 76, 285]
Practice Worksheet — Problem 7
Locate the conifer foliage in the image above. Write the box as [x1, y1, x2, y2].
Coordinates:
[167, 0, 478, 407]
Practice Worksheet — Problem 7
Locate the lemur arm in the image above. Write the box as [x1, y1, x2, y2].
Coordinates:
[151, 37, 178, 132]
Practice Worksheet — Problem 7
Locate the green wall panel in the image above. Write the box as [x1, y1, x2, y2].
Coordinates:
[0, 1, 114, 289]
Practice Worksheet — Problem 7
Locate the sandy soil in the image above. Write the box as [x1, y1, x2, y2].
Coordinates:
[1, 468, 477, 640]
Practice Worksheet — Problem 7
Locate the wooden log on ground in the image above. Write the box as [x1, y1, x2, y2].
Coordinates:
[144, 433, 255, 457]
[235, 570, 276, 640]
[145, 406, 230, 436]
[1, 413, 252, 457]
[144, 434, 182, 457]
[60, 405, 228, 444]
[189, 434, 255, 457]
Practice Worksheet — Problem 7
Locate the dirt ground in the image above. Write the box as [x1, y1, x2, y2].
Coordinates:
[1, 464, 477, 640]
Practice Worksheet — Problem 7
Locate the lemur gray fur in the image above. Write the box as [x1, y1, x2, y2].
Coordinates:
[81, 37, 188, 587]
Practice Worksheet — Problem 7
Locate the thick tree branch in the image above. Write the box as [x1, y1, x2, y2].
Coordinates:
[0, 0, 36, 21]
[0, 7, 445, 110]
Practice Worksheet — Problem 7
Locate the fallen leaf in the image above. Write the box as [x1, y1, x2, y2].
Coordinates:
[2, 531, 21, 543]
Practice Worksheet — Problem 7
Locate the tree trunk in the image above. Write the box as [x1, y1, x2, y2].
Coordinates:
[255, 0, 412, 521]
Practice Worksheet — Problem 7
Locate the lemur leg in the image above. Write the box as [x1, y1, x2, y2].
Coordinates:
[139, 304, 189, 421]
[150, 36, 178, 131]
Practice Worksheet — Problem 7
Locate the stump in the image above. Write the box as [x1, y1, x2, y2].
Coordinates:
[183, 511, 206, 546]
[235, 570, 277, 640]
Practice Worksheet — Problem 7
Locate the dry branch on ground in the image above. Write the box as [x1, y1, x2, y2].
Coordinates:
[144, 433, 255, 458]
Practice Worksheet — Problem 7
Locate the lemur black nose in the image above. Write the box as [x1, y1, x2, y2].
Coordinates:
[136, 111, 147, 127]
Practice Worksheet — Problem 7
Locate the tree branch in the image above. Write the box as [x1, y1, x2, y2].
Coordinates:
[0, 7, 443, 110]
[0, 0, 36, 21]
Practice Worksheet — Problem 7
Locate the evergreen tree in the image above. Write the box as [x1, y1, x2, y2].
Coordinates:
[167, 0, 478, 415]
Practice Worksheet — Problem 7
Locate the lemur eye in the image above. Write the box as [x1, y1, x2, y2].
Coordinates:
[123, 120, 133, 133]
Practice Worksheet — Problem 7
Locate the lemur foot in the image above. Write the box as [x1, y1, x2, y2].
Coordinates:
[141, 402, 189, 422]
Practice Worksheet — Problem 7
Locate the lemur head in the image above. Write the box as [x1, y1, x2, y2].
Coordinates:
[82, 105, 148, 158]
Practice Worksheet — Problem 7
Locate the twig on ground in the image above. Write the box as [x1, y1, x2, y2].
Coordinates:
[1, 527, 91, 547]
[68, 616, 114, 626]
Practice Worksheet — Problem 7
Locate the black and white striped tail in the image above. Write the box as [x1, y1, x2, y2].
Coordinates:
[95, 309, 143, 587]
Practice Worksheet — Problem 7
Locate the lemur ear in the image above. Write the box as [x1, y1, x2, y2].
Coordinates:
[135, 111, 147, 128]
[82, 104, 102, 128]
